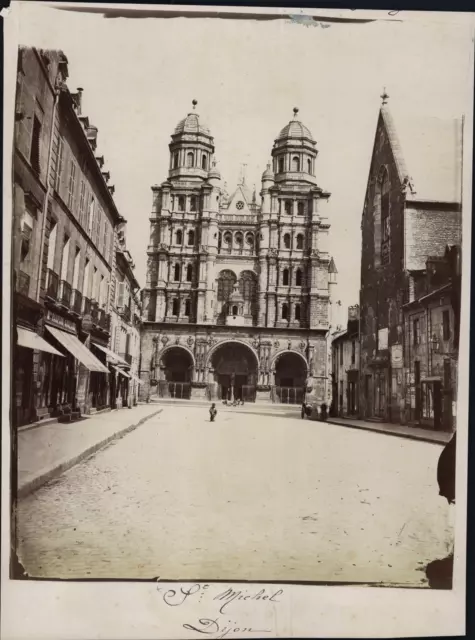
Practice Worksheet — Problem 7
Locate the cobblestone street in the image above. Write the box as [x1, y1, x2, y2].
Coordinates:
[16, 406, 453, 584]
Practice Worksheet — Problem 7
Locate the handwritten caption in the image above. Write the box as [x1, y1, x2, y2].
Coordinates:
[156, 582, 284, 638]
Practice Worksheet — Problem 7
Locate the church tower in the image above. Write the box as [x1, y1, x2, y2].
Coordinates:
[145, 100, 221, 325]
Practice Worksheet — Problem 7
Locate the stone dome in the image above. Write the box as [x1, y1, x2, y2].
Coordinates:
[276, 108, 315, 142]
[262, 162, 274, 180]
[174, 101, 211, 136]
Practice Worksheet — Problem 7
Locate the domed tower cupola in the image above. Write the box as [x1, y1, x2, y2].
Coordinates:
[168, 100, 215, 181]
[272, 107, 318, 186]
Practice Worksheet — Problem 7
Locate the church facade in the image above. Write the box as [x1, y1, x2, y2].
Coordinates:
[140, 102, 337, 404]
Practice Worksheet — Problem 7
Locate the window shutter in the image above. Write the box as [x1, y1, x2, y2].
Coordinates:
[117, 281, 125, 308]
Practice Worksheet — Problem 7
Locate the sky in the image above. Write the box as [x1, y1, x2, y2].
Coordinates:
[12, 4, 474, 329]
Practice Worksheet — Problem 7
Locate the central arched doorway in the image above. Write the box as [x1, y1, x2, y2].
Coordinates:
[273, 351, 307, 404]
[210, 342, 258, 402]
[159, 346, 194, 399]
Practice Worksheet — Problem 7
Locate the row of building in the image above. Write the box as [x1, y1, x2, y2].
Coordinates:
[12, 47, 142, 428]
[332, 93, 462, 432]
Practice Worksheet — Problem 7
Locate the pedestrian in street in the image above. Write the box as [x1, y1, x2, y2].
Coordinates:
[209, 403, 217, 422]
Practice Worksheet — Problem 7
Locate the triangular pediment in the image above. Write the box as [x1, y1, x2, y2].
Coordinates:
[225, 184, 254, 215]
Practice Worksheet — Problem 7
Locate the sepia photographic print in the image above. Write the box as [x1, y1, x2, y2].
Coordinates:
[1, 3, 473, 639]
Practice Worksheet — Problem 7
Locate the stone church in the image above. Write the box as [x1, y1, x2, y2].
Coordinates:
[140, 102, 337, 404]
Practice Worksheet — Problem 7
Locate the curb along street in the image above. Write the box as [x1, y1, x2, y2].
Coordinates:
[18, 408, 163, 499]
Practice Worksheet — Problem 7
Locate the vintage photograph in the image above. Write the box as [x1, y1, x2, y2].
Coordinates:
[7, 4, 471, 593]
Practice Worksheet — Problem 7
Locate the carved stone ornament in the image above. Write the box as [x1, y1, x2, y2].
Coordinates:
[269, 248, 278, 257]
[175, 336, 180, 344]
[161, 336, 169, 345]
[159, 243, 168, 251]
[187, 335, 194, 347]
[311, 249, 319, 258]
[287, 340, 292, 350]
[200, 245, 209, 254]
[207, 336, 216, 346]
[299, 341, 306, 351]
[273, 340, 280, 349]
[252, 337, 259, 349]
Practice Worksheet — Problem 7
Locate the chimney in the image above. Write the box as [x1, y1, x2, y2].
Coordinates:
[76, 87, 83, 115]
[86, 125, 98, 151]
[101, 171, 110, 183]
[96, 155, 104, 168]
[108, 185, 115, 196]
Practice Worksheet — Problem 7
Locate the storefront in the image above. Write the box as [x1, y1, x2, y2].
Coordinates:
[421, 377, 442, 430]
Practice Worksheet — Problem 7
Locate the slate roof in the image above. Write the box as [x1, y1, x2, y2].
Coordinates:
[382, 107, 463, 204]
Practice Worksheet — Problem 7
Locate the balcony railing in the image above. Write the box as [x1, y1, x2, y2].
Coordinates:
[119, 353, 133, 365]
[46, 269, 59, 300]
[16, 270, 30, 296]
[59, 280, 72, 307]
[71, 289, 83, 314]
[98, 310, 111, 332]
[83, 297, 92, 315]
[91, 301, 99, 323]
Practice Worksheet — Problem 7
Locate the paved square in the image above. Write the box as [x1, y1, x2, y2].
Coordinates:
[17, 406, 452, 584]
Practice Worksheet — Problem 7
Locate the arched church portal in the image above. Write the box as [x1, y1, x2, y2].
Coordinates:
[210, 342, 258, 402]
[273, 352, 308, 404]
[160, 346, 194, 383]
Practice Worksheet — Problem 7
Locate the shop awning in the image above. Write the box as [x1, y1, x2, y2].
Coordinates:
[91, 342, 129, 366]
[46, 326, 109, 373]
[17, 327, 64, 357]
[112, 365, 131, 378]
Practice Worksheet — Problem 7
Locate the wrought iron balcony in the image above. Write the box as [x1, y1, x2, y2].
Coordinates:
[119, 352, 133, 365]
[16, 270, 30, 296]
[46, 269, 59, 300]
[59, 280, 72, 307]
[91, 300, 99, 323]
[71, 289, 83, 314]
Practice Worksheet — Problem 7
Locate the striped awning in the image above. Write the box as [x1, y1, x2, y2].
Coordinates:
[112, 365, 130, 379]
[46, 326, 109, 373]
[17, 327, 64, 357]
[91, 342, 129, 366]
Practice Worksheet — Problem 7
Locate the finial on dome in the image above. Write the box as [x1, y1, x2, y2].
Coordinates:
[381, 88, 389, 106]
[293, 107, 299, 118]
[192, 99, 198, 109]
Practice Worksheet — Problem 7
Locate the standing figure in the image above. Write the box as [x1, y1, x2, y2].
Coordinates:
[209, 403, 217, 422]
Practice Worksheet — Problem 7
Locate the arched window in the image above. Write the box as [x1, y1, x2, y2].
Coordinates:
[172, 298, 179, 316]
[282, 303, 289, 320]
[278, 157, 284, 173]
[292, 156, 300, 172]
[173, 152, 179, 169]
[284, 200, 292, 216]
[297, 202, 304, 216]
[245, 232, 254, 248]
[190, 195, 197, 212]
[235, 232, 243, 248]
[296, 268, 303, 286]
[202, 154, 207, 170]
[175, 229, 183, 244]
[307, 158, 312, 174]
[218, 232, 222, 252]
[232, 305, 238, 316]
[283, 233, 291, 249]
[174, 263, 181, 281]
[381, 167, 390, 264]
[217, 270, 237, 303]
[178, 196, 185, 212]
[296, 234, 303, 249]
[239, 270, 258, 323]
[295, 304, 301, 321]
[187, 230, 195, 246]
[186, 264, 193, 282]
[283, 268, 289, 286]
[223, 231, 232, 245]
[185, 299, 191, 316]
[186, 151, 194, 168]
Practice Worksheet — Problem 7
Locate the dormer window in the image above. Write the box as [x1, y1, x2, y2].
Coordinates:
[186, 151, 194, 168]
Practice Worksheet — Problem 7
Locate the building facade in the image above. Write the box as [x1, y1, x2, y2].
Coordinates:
[403, 246, 460, 431]
[12, 47, 137, 426]
[331, 306, 360, 417]
[358, 92, 462, 425]
[140, 103, 337, 404]
[109, 222, 143, 408]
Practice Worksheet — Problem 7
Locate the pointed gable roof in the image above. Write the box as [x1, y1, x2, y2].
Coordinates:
[224, 181, 258, 215]
[381, 106, 463, 204]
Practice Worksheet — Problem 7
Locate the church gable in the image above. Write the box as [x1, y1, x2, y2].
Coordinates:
[225, 184, 254, 215]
